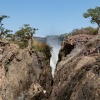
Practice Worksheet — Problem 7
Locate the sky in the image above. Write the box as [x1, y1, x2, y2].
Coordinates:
[0, 0, 100, 37]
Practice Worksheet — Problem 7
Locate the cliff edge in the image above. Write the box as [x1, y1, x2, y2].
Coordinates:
[0, 40, 52, 100]
[50, 34, 100, 100]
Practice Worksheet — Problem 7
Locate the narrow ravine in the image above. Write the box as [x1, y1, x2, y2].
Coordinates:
[46, 35, 62, 75]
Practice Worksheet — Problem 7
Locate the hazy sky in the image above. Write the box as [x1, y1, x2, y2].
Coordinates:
[0, 0, 100, 37]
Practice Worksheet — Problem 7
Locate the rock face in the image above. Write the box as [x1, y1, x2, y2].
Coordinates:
[50, 34, 100, 100]
[0, 40, 52, 100]
[0, 34, 100, 100]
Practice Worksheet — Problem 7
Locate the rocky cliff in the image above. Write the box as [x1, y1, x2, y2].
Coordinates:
[0, 40, 52, 100]
[0, 34, 100, 100]
[49, 34, 100, 100]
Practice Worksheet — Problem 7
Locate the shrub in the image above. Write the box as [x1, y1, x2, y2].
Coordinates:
[70, 27, 97, 36]
[33, 40, 51, 60]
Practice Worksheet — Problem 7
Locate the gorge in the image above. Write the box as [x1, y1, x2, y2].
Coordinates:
[45, 35, 63, 75]
[34, 35, 64, 75]
[0, 34, 100, 100]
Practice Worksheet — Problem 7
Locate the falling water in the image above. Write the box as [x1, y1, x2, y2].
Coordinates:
[46, 36, 62, 75]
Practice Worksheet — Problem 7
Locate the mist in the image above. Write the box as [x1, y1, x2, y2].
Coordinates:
[46, 36, 62, 75]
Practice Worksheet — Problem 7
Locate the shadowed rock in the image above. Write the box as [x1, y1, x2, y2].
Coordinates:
[49, 34, 100, 100]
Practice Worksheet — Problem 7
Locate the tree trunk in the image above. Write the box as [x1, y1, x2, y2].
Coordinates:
[98, 24, 100, 34]
[28, 38, 33, 49]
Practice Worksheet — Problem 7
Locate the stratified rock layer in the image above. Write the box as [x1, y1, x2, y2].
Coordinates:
[0, 40, 52, 100]
[50, 34, 100, 100]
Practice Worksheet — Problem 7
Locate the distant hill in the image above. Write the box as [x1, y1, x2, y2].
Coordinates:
[33, 34, 67, 43]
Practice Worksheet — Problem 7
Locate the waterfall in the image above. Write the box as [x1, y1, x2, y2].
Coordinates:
[46, 36, 62, 75]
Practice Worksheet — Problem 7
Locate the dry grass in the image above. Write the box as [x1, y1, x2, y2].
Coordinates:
[33, 40, 51, 59]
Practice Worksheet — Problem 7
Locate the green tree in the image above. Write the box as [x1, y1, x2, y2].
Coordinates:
[15, 24, 38, 49]
[0, 15, 12, 39]
[83, 7, 100, 34]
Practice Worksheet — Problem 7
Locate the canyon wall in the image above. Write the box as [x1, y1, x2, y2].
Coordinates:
[0, 40, 52, 100]
[49, 34, 100, 100]
[0, 34, 100, 100]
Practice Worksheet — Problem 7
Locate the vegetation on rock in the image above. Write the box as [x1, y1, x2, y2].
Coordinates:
[15, 24, 38, 49]
[33, 40, 51, 60]
[83, 6, 100, 34]
[69, 27, 97, 36]
[0, 15, 12, 39]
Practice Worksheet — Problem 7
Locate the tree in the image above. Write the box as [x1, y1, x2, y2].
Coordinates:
[15, 24, 38, 49]
[0, 15, 12, 39]
[83, 6, 100, 34]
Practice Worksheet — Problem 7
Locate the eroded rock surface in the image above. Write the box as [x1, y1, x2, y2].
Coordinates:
[0, 41, 52, 100]
[50, 34, 100, 100]
[0, 34, 100, 100]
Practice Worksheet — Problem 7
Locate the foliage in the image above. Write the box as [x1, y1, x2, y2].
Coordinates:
[61, 27, 97, 39]
[69, 27, 97, 36]
[83, 7, 100, 25]
[6, 33, 15, 41]
[0, 15, 12, 38]
[83, 6, 100, 33]
[6, 33, 28, 48]
[33, 40, 51, 59]
[15, 24, 38, 48]
[15, 24, 38, 40]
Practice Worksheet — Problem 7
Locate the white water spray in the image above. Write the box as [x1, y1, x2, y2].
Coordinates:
[46, 36, 62, 75]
